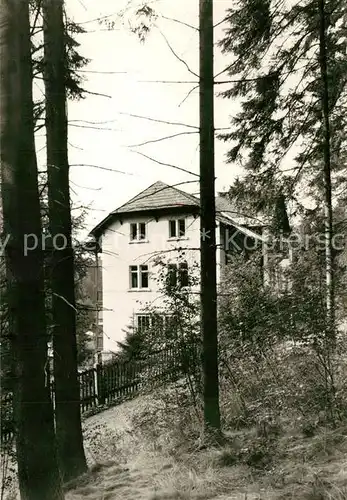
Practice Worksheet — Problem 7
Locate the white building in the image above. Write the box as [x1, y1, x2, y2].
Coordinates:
[90, 181, 266, 359]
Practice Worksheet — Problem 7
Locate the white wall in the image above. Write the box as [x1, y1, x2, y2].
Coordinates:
[100, 212, 201, 352]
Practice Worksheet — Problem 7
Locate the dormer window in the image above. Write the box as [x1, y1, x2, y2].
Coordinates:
[169, 218, 186, 238]
[130, 222, 146, 241]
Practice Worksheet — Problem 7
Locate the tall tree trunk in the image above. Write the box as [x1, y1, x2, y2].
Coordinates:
[318, 0, 334, 340]
[42, 0, 87, 481]
[0, 0, 64, 498]
[199, 0, 221, 432]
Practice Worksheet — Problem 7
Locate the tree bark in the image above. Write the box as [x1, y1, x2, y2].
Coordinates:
[199, 0, 221, 432]
[318, 0, 335, 341]
[0, 0, 64, 498]
[42, 0, 87, 481]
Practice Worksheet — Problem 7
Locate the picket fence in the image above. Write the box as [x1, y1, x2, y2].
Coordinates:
[1, 345, 199, 444]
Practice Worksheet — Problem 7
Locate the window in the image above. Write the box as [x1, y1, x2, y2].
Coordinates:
[168, 219, 186, 238]
[169, 220, 176, 238]
[167, 263, 177, 287]
[166, 261, 189, 288]
[137, 315, 151, 332]
[179, 261, 189, 287]
[96, 335, 103, 351]
[129, 265, 149, 289]
[130, 222, 146, 241]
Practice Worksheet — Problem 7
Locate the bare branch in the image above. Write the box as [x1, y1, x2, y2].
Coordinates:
[137, 79, 198, 84]
[84, 89, 112, 98]
[68, 124, 120, 131]
[160, 15, 198, 31]
[118, 111, 199, 129]
[213, 16, 228, 29]
[129, 150, 199, 177]
[75, 11, 120, 25]
[31, 43, 44, 55]
[30, 0, 42, 37]
[178, 85, 199, 107]
[68, 141, 84, 151]
[70, 180, 102, 191]
[138, 246, 201, 262]
[159, 30, 199, 78]
[70, 163, 134, 175]
[78, 28, 122, 33]
[127, 131, 197, 148]
[53, 293, 77, 312]
[214, 66, 231, 80]
[34, 123, 45, 132]
[69, 119, 119, 125]
[75, 69, 127, 74]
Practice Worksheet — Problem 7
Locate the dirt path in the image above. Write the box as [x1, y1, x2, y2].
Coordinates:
[4, 394, 347, 499]
[65, 395, 347, 500]
[65, 396, 244, 500]
[65, 396, 186, 500]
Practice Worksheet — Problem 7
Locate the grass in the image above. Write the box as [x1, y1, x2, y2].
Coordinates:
[63, 392, 347, 500]
[3, 391, 347, 499]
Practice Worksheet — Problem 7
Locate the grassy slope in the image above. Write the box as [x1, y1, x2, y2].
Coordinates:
[65, 394, 347, 500]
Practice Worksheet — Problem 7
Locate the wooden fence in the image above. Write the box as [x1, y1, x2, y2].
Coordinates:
[1, 344, 199, 444]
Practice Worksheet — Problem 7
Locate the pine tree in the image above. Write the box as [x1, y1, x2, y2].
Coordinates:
[0, 0, 64, 497]
[219, 0, 346, 205]
[31, 2, 89, 131]
[219, 0, 347, 333]
[42, 0, 87, 481]
[200, 0, 221, 434]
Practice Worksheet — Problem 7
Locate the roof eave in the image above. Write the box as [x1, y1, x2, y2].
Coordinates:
[89, 204, 200, 239]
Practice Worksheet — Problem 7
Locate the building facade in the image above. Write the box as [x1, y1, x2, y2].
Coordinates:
[90, 181, 266, 358]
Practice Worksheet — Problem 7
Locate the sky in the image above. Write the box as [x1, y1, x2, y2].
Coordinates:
[58, 0, 241, 234]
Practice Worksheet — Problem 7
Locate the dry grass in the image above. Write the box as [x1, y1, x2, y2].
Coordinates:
[3, 392, 347, 499]
[64, 393, 347, 500]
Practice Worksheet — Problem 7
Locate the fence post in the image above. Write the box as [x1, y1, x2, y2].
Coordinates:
[96, 363, 105, 405]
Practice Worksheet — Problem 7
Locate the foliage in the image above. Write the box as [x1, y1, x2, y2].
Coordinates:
[219, 0, 347, 214]
[0, 262, 11, 392]
[116, 252, 202, 412]
[218, 218, 347, 427]
[0, 436, 17, 500]
[117, 253, 201, 359]
[100, 3, 157, 43]
[30, 3, 90, 132]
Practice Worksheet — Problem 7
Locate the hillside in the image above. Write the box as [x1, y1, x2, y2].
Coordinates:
[60, 392, 347, 500]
